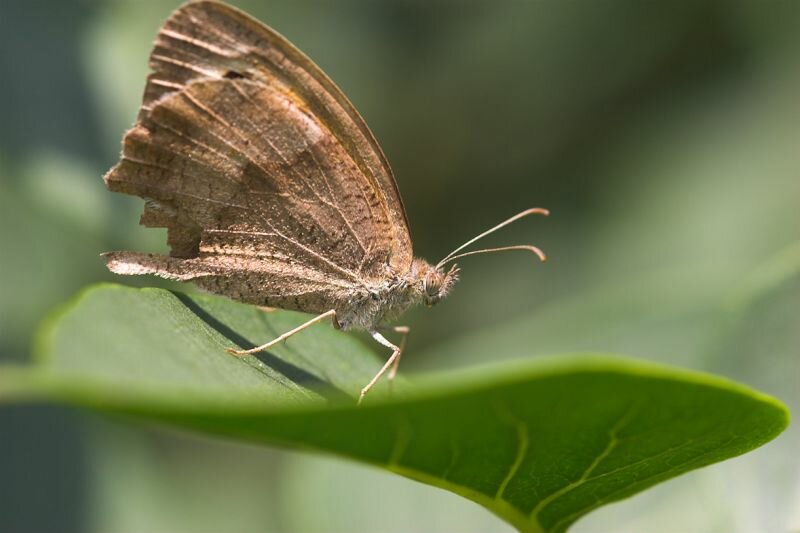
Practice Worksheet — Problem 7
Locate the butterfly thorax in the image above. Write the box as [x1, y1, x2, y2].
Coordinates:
[336, 259, 459, 331]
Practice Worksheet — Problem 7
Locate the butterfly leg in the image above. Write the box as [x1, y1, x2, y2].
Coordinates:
[360, 331, 403, 405]
[226, 309, 337, 356]
[388, 326, 410, 382]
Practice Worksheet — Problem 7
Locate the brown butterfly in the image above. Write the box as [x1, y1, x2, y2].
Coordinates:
[103, 0, 548, 403]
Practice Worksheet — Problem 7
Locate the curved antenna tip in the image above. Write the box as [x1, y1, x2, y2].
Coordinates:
[525, 207, 550, 217]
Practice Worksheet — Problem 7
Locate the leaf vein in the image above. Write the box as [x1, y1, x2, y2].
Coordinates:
[494, 401, 530, 501]
[528, 403, 639, 521]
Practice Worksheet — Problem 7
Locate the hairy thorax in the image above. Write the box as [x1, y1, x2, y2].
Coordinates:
[336, 258, 458, 331]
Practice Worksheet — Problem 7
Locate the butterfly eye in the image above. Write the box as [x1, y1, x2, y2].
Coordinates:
[424, 277, 439, 297]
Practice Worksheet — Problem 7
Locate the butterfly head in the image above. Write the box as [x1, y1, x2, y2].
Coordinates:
[424, 264, 460, 307]
[411, 259, 459, 307]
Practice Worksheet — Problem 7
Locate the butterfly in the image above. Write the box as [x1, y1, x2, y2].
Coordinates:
[103, 0, 549, 403]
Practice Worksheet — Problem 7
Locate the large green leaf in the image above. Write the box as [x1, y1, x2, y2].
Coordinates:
[2, 284, 788, 533]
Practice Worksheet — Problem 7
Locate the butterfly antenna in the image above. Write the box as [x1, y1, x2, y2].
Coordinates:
[436, 208, 549, 268]
[439, 245, 546, 266]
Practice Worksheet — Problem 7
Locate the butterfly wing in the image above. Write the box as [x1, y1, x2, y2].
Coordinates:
[104, 0, 413, 304]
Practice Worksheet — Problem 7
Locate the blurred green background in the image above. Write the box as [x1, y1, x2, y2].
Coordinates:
[1, 1, 798, 532]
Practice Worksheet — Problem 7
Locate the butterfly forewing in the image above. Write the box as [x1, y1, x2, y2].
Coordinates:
[105, 0, 412, 293]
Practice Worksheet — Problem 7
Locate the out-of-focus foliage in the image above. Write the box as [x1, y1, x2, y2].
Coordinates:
[0, 1, 798, 532]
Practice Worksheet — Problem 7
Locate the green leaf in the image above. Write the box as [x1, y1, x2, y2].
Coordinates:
[3, 284, 789, 533]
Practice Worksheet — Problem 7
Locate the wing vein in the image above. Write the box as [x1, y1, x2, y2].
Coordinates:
[159, 28, 240, 57]
[229, 82, 368, 256]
